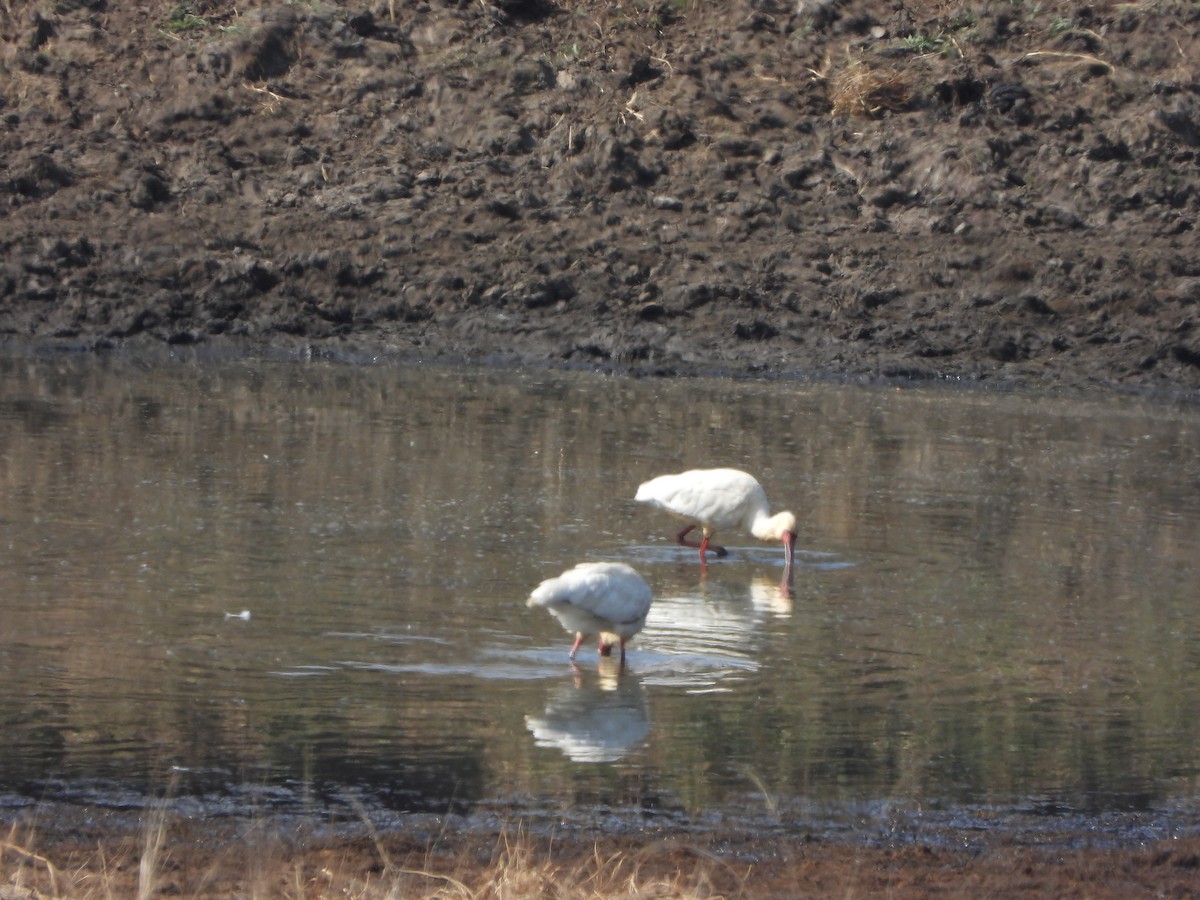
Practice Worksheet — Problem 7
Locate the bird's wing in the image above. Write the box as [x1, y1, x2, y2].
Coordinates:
[529, 563, 651, 624]
[634, 473, 706, 517]
[636, 470, 763, 527]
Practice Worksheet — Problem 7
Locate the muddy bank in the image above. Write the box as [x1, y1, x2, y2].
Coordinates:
[4, 802, 1200, 898]
[1, 0, 1198, 396]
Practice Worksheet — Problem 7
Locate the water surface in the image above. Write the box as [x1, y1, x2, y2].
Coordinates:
[2, 352, 1198, 843]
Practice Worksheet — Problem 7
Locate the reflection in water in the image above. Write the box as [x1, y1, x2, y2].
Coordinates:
[2, 353, 1200, 833]
[746, 575, 793, 618]
[633, 577, 786, 692]
[526, 661, 650, 763]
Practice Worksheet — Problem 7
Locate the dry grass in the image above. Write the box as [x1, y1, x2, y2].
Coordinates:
[1, 816, 748, 899]
[1, 835, 62, 896]
[6, 813, 1200, 899]
[828, 58, 915, 118]
[1018, 49, 1115, 73]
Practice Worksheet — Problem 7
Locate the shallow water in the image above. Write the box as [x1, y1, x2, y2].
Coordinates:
[2, 352, 1199, 841]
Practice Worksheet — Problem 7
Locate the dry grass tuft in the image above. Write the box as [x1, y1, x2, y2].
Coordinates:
[6, 813, 1200, 899]
[0, 806, 751, 899]
[137, 796, 171, 900]
[455, 830, 746, 899]
[1019, 49, 1115, 74]
[2, 834, 62, 897]
[828, 58, 915, 118]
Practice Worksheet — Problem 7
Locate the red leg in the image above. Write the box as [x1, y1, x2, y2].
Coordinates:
[675, 524, 702, 547]
[698, 533, 729, 559]
[569, 633, 584, 659]
[678, 525, 728, 558]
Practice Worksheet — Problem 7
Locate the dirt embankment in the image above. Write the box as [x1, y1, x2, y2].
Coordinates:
[1, 0, 1198, 395]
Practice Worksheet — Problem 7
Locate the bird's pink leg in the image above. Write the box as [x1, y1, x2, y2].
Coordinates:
[569, 634, 585, 659]
[677, 525, 727, 559]
[698, 533, 729, 559]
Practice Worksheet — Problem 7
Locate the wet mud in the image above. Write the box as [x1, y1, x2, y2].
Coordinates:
[4, 799, 1200, 897]
[2, 0, 1199, 396]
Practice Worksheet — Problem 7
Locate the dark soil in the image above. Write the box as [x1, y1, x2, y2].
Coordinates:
[2, 0, 1198, 395]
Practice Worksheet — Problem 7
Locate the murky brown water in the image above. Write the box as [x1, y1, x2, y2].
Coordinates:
[2, 351, 1199, 840]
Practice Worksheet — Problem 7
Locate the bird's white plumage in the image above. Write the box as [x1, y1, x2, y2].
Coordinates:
[528, 562, 654, 660]
[635, 468, 796, 541]
[636, 468, 772, 534]
[635, 468, 798, 575]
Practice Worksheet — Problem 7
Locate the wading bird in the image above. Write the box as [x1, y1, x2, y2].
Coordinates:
[635, 468, 797, 581]
[527, 562, 653, 666]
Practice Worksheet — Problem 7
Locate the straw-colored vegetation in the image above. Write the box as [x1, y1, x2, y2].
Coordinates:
[2, 816, 748, 899]
[827, 57, 915, 118]
[8, 815, 1200, 898]
[804, 0, 1135, 118]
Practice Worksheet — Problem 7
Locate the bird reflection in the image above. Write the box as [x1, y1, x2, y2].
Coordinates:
[640, 576, 790, 665]
[696, 557, 795, 602]
[525, 659, 650, 763]
[747, 576, 793, 618]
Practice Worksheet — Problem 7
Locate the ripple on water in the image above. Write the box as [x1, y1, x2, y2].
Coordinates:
[617, 543, 854, 571]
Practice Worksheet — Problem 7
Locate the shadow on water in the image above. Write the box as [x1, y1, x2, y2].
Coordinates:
[3, 353, 1200, 847]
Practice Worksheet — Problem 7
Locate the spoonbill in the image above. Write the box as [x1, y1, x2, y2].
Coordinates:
[634, 468, 797, 578]
[527, 562, 653, 665]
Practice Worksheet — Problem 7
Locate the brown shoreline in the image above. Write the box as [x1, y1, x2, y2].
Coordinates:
[6, 797, 1200, 897]
[5, 809, 1200, 898]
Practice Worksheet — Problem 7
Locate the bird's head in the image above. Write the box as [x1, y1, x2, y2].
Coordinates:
[771, 511, 797, 542]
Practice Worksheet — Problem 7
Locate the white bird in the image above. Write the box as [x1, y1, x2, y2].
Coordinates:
[527, 562, 654, 665]
[634, 468, 797, 579]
